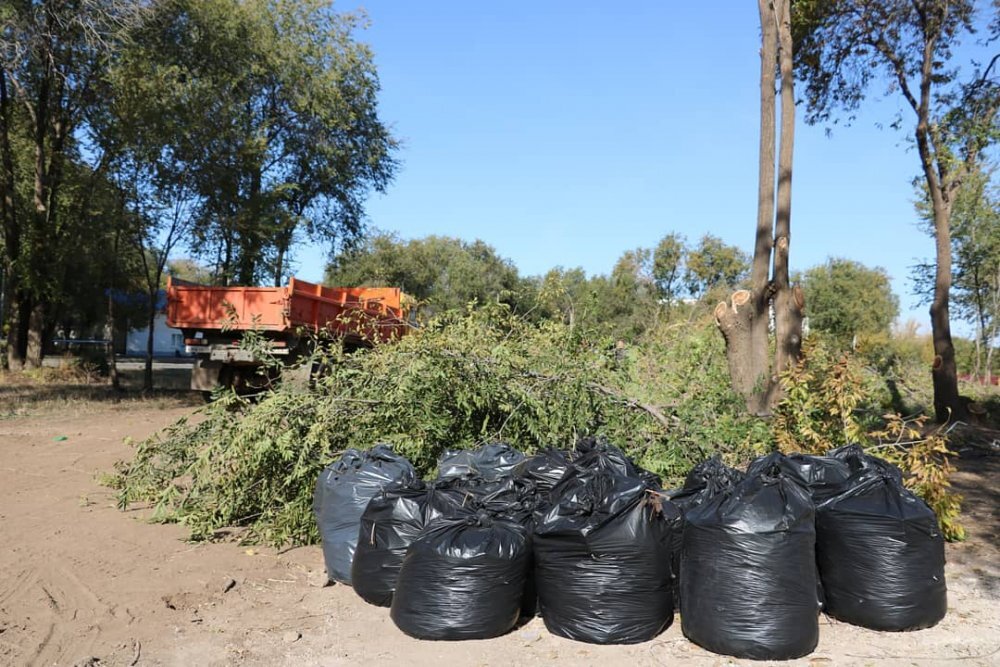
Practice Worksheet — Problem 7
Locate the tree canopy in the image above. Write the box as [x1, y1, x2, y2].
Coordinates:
[1, 0, 397, 370]
[913, 164, 1000, 378]
[801, 258, 900, 346]
[325, 233, 522, 315]
[792, 0, 999, 421]
[100, 0, 398, 287]
[684, 234, 751, 298]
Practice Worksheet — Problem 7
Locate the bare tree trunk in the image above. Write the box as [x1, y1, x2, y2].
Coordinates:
[4, 287, 24, 370]
[274, 244, 286, 287]
[987, 328, 996, 385]
[717, 0, 778, 415]
[25, 300, 44, 368]
[144, 290, 156, 391]
[928, 199, 963, 421]
[988, 343, 996, 386]
[273, 220, 296, 287]
[0, 69, 22, 371]
[107, 290, 119, 390]
[900, 18, 967, 423]
[715, 290, 759, 400]
[986, 267, 1000, 385]
[23, 22, 53, 372]
[972, 333, 982, 382]
[237, 166, 264, 287]
[771, 0, 803, 400]
[222, 229, 233, 287]
[107, 218, 122, 390]
[749, 0, 779, 408]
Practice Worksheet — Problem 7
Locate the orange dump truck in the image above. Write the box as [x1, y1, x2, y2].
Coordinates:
[166, 276, 410, 392]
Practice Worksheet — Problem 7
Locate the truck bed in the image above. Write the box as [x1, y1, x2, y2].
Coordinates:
[166, 276, 409, 344]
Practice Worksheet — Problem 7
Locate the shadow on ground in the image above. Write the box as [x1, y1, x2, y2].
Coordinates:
[948, 434, 1000, 600]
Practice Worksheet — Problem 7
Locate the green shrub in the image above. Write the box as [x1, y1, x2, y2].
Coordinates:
[112, 305, 963, 546]
[773, 338, 964, 541]
[111, 306, 767, 545]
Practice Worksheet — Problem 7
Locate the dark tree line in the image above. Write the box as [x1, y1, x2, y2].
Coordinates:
[0, 0, 397, 383]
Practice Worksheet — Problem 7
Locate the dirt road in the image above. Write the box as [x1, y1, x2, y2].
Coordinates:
[1, 398, 998, 666]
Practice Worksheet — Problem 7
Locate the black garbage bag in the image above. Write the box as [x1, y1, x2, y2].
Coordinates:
[475, 476, 538, 514]
[390, 513, 531, 640]
[681, 463, 819, 660]
[476, 476, 541, 619]
[831, 442, 904, 481]
[667, 454, 745, 512]
[573, 436, 662, 488]
[434, 471, 540, 523]
[533, 466, 678, 644]
[815, 455, 947, 631]
[313, 444, 418, 585]
[439, 474, 541, 619]
[664, 455, 745, 608]
[747, 450, 852, 504]
[436, 441, 526, 482]
[514, 448, 574, 498]
[351, 485, 470, 607]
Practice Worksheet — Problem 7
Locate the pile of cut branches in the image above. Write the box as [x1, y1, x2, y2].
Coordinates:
[110, 305, 699, 545]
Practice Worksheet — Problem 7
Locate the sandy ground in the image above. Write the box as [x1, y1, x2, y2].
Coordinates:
[1, 397, 998, 667]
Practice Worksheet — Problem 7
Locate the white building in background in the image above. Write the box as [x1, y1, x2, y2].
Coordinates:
[125, 313, 185, 357]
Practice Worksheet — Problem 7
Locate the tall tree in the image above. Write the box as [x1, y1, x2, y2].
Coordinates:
[652, 232, 686, 307]
[115, 0, 398, 288]
[794, 0, 999, 421]
[528, 266, 594, 329]
[326, 233, 522, 315]
[913, 164, 1000, 380]
[715, 0, 802, 415]
[684, 233, 750, 298]
[803, 258, 900, 347]
[0, 0, 142, 369]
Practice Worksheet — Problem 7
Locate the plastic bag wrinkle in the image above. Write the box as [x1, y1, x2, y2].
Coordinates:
[534, 462, 677, 645]
[436, 442, 526, 482]
[313, 444, 418, 585]
[390, 514, 530, 640]
[815, 455, 947, 631]
[351, 485, 469, 606]
[680, 466, 819, 660]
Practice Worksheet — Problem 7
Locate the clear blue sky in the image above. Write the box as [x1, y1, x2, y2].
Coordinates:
[290, 1, 996, 333]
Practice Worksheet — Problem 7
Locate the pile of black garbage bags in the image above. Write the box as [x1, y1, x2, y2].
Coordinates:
[312, 439, 947, 659]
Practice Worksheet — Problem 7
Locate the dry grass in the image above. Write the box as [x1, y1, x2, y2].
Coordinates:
[0, 369, 200, 420]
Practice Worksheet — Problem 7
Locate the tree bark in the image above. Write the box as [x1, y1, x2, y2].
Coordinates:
[274, 244, 286, 287]
[715, 291, 760, 402]
[5, 288, 25, 370]
[929, 199, 962, 422]
[988, 268, 1000, 385]
[107, 213, 122, 390]
[107, 289, 119, 390]
[717, 0, 779, 415]
[907, 21, 964, 423]
[0, 68, 21, 371]
[748, 0, 778, 406]
[144, 290, 155, 391]
[771, 0, 803, 395]
[237, 165, 264, 286]
[221, 227, 233, 286]
[22, 13, 57, 372]
[716, 0, 801, 416]
[273, 219, 296, 287]
[25, 299, 44, 368]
